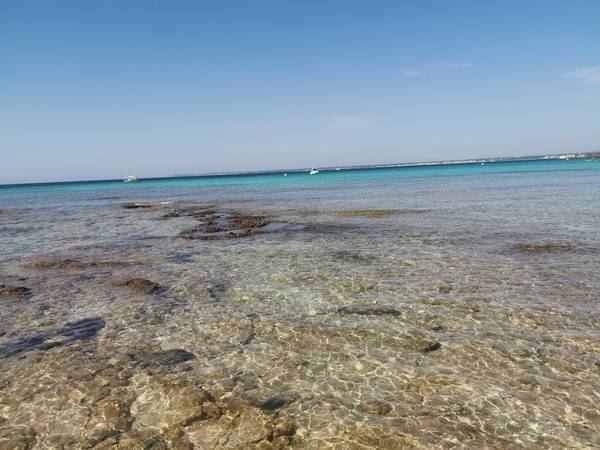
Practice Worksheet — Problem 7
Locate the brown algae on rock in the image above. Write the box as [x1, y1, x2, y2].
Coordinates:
[333, 209, 400, 218]
[267, 208, 428, 218]
[119, 278, 161, 294]
[517, 243, 573, 253]
[177, 211, 270, 241]
[0, 284, 31, 299]
[23, 257, 138, 270]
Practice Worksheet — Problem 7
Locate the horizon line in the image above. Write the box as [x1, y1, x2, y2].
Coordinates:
[1, 149, 598, 188]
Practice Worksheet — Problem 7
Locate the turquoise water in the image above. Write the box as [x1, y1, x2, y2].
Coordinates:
[1, 157, 599, 448]
[1, 158, 598, 195]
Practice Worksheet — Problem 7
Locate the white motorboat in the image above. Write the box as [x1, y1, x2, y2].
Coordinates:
[309, 168, 319, 175]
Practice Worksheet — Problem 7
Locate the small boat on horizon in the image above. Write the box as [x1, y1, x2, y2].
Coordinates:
[309, 168, 319, 175]
[124, 157, 140, 183]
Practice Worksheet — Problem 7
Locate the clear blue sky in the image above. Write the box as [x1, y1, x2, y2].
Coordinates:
[1, 0, 599, 183]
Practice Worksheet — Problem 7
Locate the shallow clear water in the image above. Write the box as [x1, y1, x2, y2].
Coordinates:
[1, 159, 599, 449]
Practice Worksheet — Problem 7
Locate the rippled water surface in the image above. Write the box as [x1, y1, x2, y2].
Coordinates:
[1, 160, 599, 449]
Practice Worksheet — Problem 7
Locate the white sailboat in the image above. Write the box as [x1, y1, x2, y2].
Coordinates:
[123, 156, 140, 182]
[336, 161, 341, 171]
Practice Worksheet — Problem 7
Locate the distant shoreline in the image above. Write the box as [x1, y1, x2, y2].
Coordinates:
[173, 151, 599, 178]
[1, 151, 598, 188]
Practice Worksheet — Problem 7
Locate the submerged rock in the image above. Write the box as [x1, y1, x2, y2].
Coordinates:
[177, 228, 221, 240]
[225, 229, 265, 239]
[55, 318, 106, 340]
[359, 400, 393, 416]
[163, 205, 217, 219]
[337, 305, 402, 317]
[273, 418, 297, 438]
[270, 209, 321, 217]
[26, 257, 88, 270]
[130, 379, 212, 431]
[0, 430, 37, 450]
[120, 278, 160, 294]
[421, 341, 442, 353]
[204, 225, 225, 233]
[38, 334, 71, 350]
[260, 397, 288, 411]
[228, 214, 269, 229]
[128, 348, 196, 369]
[207, 282, 229, 302]
[176, 211, 270, 241]
[438, 285, 453, 294]
[333, 209, 398, 218]
[121, 202, 154, 209]
[0, 284, 31, 299]
[517, 243, 572, 253]
[0, 317, 105, 358]
[333, 250, 378, 264]
[24, 257, 134, 270]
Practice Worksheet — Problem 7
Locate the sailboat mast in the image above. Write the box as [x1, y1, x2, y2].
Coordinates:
[123, 155, 140, 182]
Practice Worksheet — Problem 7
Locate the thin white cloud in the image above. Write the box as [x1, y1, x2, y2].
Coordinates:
[436, 60, 473, 69]
[400, 69, 425, 77]
[580, 94, 600, 102]
[565, 66, 600, 83]
[400, 61, 472, 78]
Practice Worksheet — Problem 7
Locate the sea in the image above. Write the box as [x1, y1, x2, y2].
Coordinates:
[0, 158, 599, 448]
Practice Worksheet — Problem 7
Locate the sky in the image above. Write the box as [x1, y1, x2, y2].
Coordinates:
[1, 0, 599, 184]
